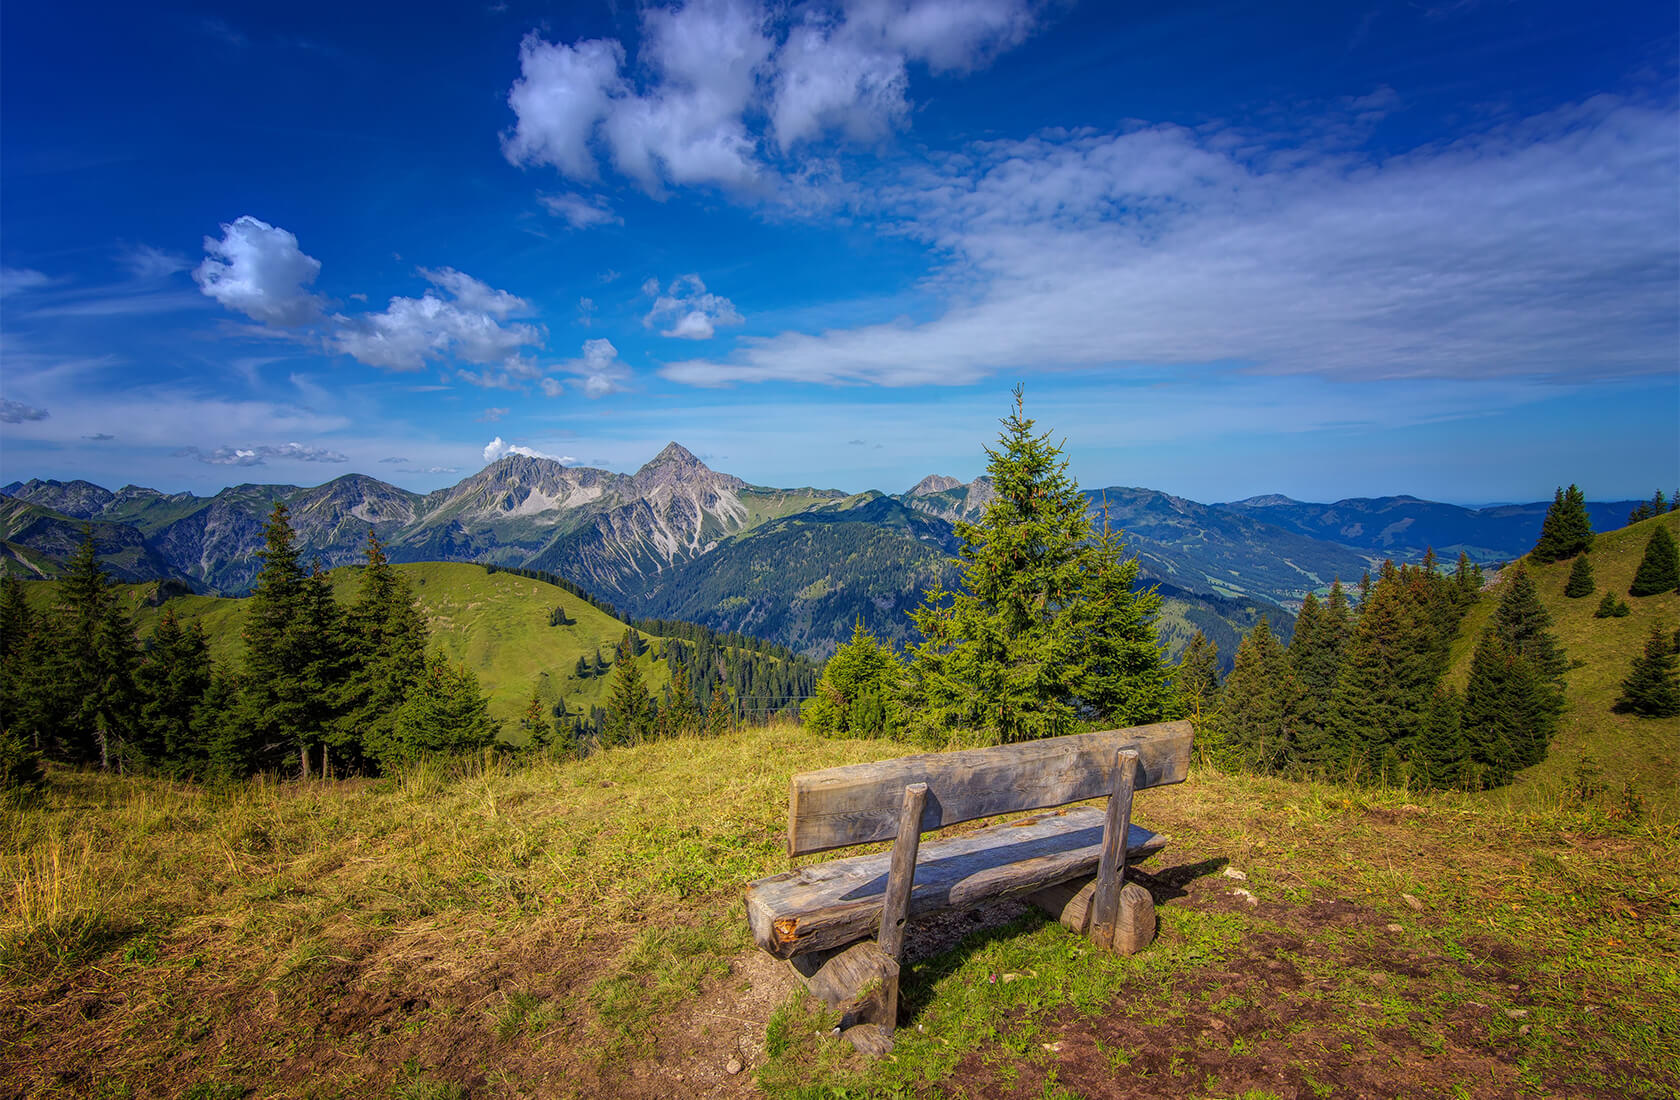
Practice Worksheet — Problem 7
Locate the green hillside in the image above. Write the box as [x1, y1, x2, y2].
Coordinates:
[1449, 511, 1680, 818]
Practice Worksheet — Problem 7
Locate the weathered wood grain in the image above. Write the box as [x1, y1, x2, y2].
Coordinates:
[786, 720, 1192, 856]
[788, 941, 901, 1056]
[1089, 748, 1139, 951]
[1029, 876, 1155, 953]
[745, 807, 1167, 958]
[877, 783, 927, 960]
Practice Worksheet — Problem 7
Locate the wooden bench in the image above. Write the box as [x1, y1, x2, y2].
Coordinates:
[743, 719, 1194, 1054]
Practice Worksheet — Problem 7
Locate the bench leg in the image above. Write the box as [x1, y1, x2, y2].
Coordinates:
[877, 782, 928, 962]
[789, 941, 901, 1054]
[1090, 748, 1144, 953]
[1028, 876, 1157, 954]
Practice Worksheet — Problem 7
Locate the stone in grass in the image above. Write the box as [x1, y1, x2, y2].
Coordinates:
[1401, 894, 1424, 911]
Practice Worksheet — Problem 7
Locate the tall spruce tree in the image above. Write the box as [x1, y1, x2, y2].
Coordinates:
[1209, 618, 1300, 773]
[603, 635, 651, 747]
[0, 575, 46, 792]
[705, 679, 730, 738]
[1628, 525, 1679, 596]
[1413, 687, 1469, 790]
[1289, 583, 1350, 765]
[1323, 563, 1444, 776]
[664, 660, 699, 736]
[519, 685, 553, 751]
[133, 610, 214, 777]
[338, 530, 428, 771]
[1531, 484, 1593, 563]
[1614, 625, 1680, 718]
[57, 533, 140, 769]
[1175, 630, 1220, 717]
[1492, 564, 1567, 680]
[906, 389, 1173, 743]
[1564, 555, 1596, 598]
[1452, 552, 1484, 608]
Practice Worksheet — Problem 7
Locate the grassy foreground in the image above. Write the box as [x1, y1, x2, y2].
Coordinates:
[3, 725, 1677, 1099]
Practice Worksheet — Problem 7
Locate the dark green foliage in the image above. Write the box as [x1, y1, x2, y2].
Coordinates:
[1175, 630, 1220, 716]
[0, 575, 47, 790]
[1595, 591, 1631, 618]
[1531, 484, 1593, 563]
[803, 621, 902, 737]
[1492, 563, 1567, 679]
[133, 611, 214, 777]
[1458, 564, 1567, 785]
[1288, 583, 1350, 767]
[1413, 688, 1469, 790]
[603, 635, 651, 747]
[1452, 552, 1484, 607]
[1563, 555, 1595, 598]
[662, 660, 699, 737]
[338, 530, 427, 771]
[0, 724, 45, 793]
[635, 619, 818, 727]
[574, 655, 590, 678]
[519, 686, 554, 752]
[1628, 525, 1679, 596]
[905, 389, 1174, 744]
[1627, 490, 1670, 525]
[56, 532, 141, 768]
[1614, 625, 1680, 718]
[1208, 619, 1300, 773]
[705, 681, 730, 738]
[547, 605, 574, 626]
[387, 655, 497, 759]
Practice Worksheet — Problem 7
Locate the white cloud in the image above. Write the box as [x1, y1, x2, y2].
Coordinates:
[501, 1, 1039, 197]
[121, 244, 191, 281]
[478, 407, 510, 422]
[568, 337, 631, 396]
[334, 268, 541, 371]
[642, 273, 743, 339]
[662, 95, 1680, 387]
[539, 191, 622, 228]
[0, 398, 49, 423]
[0, 268, 54, 296]
[541, 377, 566, 397]
[483, 437, 570, 463]
[194, 216, 324, 325]
[176, 441, 349, 465]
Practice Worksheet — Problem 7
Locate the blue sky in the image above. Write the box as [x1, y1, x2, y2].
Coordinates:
[1, 0, 1675, 505]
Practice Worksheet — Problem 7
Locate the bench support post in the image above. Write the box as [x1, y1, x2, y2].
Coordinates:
[1089, 748, 1139, 952]
[877, 782, 928, 961]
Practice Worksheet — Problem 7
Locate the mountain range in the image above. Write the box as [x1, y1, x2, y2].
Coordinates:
[1, 446, 1644, 662]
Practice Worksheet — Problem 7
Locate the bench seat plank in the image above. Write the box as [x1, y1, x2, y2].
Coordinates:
[788, 720, 1192, 856]
[746, 807, 1167, 958]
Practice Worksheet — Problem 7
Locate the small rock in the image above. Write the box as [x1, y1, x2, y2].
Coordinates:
[1518, 1024, 1532, 1037]
[1504, 1008, 1529, 1019]
[1231, 888, 1258, 905]
[1401, 894, 1424, 911]
[1001, 972, 1023, 983]
[1041, 1042, 1064, 1053]
[1386, 923, 1404, 933]
[1223, 867, 1248, 880]
[725, 1057, 742, 1076]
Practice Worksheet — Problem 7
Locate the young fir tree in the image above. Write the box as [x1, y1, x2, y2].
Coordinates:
[387, 655, 497, 761]
[243, 503, 326, 775]
[906, 388, 1172, 744]
[1452, 552, 1484, 609]
[338, 530, 428, 772]
[1323, 562, 1444, 776]
[519, 685, 553, 752]
[57, 533, 140, 769]
[1413, 687, 1469, 790]
[1174, 630, 1220, 717]
[1628, 525, 1679, 596]
[804, 621, 902, 737]
[1288, 583, 1350, 764]
[133, 610, 214, 777]
[1595, 591, 1631, 618]
[1209, 618, 1300, 774]
[1564, 554, 1596, 598]
[1614, 625, 1680, 718]
[0, 576, 46, 792]
[1531, 484, 1593, 563]
[574, 654, 590, 678]
[1492, 564, 1567, 681]
[1073, 511, 1179, 725]
[603, 635, 651, 747]
[705, 680, 731, 738]
[664, 660, 699, 736]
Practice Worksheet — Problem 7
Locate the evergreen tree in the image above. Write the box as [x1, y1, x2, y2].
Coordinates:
[1531, 484, 1593, 562]
[1461, 627, 1559, 786]
[664, 660, 699, 736]
[1289, 583, 1350, 764]
[1072, 512, 1179, 725]
[1323, 562, 1444, 776]
[574, 654, 590, 678]
[1563, 554, 1596, 598]
[1614, 625, 1680, 718]
[1413, 687, 1468, 790]
[386, 655, 498, 761]
[603, 635, 651, 747]
[1209, 618, 1300, 773]
[906, 389, 1171, 743]
[243, 503, 321, 775]
[1175, 630, 1220, 717]
[1452, 552, 1484, 608]
[0, 575, 47, 792]
[705, 681, 730, 738]
[1628, 525, 1679, 596]
[519, 685, 553, 751]
[1595, 591, 1630, 618]
[804, 621, 903, 737]
[0, 575, 29, 663]
[133, 610, 214, 777]
[57, 533, 140, 769]
[339, 530, 428, 771]
[1492, 564, 1567, 680]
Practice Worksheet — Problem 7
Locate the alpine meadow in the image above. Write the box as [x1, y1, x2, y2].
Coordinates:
[3, 1, 1678, 1098]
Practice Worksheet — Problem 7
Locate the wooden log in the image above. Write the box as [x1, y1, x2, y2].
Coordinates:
[746, 807, 1167, 958]
[787, 720, 1192, 856]
[1088, 748, 1139, 951]
[877, 783, 927, 961]
[1029, 877, 1156, 953]
[843, 1023, 895, 1057]
[787, 941, 900, 1056]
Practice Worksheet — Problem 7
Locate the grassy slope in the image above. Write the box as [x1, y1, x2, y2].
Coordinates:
[1447, 512, 1680, 820]
[2, 728, 1675, 1099]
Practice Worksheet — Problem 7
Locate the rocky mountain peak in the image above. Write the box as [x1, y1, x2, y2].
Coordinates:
[908, 474, 962, 497]
[633, 442, 745, 492]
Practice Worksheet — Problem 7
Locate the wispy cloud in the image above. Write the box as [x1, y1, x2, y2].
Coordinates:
[642, 274, 743, 339]
[175, 441, 349, 466]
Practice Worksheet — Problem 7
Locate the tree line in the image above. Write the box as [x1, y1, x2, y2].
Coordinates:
[2, 504, 497, 788]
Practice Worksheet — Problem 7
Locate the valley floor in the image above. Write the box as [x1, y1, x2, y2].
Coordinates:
[3, 726, 1676, 1099]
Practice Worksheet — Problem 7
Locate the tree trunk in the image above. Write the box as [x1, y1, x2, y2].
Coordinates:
[300, 743, 310, 780]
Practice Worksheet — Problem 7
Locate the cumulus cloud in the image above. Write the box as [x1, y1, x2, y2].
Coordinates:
[483, 437, 571, 463]
[565, 337, 632, 396]
[194, 216, 324, 325]
[175, 441, 349, 465]
[334, 267, 541, 371]
[501, 0, 1040, 196]
[0, 398, 49, 423]
[642, 274, 743, 339]
[540, 191, 621, 228]
[662, 95, 1680, 387]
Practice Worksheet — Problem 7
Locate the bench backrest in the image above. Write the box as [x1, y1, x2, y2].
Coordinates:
[787, 720, 1193, 857]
